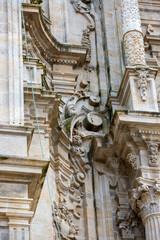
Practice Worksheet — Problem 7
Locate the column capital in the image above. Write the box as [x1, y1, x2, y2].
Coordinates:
[130, 179, 160, 224]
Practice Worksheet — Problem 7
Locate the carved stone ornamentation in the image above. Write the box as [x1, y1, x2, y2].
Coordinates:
[121, 0, 146, 66]
[147, 142, 159, 167]
[123, 31, 146, 66]
[69, 120, 90, 175]
[121, 0, 142, 34]
[53, 200, 79, 240]
[70, 0, 95, 68]
[137, 70, 149, 101]
[126, 153, 137, 170]
[130, 182, 160, 240]
[84, 112, 102, 132]
[117, 193, 144, 240]
[130, 183, 160, 220]
[81, 26, 91, 63]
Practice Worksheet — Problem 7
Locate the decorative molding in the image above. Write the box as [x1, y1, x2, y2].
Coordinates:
[22, 4, 87, 67]
[130, 181, 160, 224]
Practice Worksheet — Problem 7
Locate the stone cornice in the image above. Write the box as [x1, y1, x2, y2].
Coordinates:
[0, 154, 49, 213]
[22, 4, 87, 67]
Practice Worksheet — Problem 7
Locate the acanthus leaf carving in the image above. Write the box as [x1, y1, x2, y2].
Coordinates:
[130, 181, 160, 223]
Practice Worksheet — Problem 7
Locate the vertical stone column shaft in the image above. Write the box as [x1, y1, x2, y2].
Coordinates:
[121, 0, 146, 66]
[8, 0, 24, 125]
[145, 215, 160, 240]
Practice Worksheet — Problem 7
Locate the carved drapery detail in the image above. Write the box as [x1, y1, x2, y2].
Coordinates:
[123, 31, 146, 66]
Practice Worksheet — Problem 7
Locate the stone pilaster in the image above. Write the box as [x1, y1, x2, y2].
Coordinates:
[7, 213, 32, 240]
[8, 0, 24, 125]
[121, 0, 146, 66]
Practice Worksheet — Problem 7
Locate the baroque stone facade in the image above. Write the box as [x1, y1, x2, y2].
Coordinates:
[0, 0, 160, 240]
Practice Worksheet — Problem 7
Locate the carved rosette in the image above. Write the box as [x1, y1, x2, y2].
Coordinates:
[130, 183, 160, 240]
[123, 31, 146, 66]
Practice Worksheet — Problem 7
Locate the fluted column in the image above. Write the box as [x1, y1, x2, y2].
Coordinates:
[145, 215, 160, 240]
[121, 0, 146, 66]
[131, 182, 160, 240]
[8, 0, 24, 124]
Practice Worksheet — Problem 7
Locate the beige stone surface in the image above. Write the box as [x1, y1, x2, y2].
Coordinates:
[1, 0, 160, 240]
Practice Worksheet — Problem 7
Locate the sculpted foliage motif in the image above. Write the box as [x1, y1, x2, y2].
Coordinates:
[54, 199, 79, 240]
[130, 183, 160, 221]
[137, 70, 149, 101]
